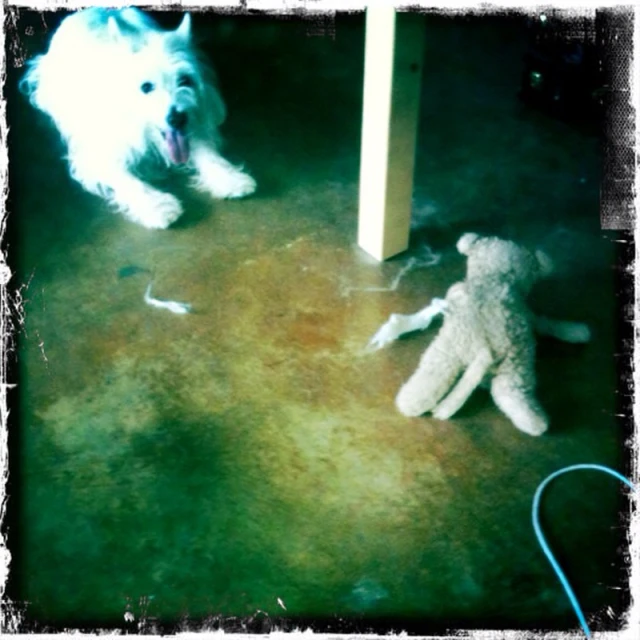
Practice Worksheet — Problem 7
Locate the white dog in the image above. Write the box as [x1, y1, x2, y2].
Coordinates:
[20, 8, 257, 229]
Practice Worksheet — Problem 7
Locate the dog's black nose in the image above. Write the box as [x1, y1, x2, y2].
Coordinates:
[167, 107, 188, 132]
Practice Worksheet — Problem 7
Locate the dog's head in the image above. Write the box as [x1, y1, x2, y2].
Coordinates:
[109, 13, 226, 166]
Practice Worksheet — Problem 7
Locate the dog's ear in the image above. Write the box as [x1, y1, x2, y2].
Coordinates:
[535, 250, 554, 278]
[107, 16, 122, 42]
[175, 13, 192, 41]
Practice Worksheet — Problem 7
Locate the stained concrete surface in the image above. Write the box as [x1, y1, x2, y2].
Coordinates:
[4, 10, 631, 633]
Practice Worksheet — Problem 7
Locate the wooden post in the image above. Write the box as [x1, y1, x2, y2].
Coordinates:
[357, 7, 425, 261]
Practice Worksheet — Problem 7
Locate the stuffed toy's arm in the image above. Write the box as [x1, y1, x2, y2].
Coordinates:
[369, 298, 448, 350]
[534, 316, 591, 343]
[432, 347, 493, 420]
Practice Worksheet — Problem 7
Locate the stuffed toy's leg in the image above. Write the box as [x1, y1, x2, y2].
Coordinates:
[432, 347, 493, 420]
[534, 316, 591, 343]
[369, 298, 447, 350]
[395, 344, 463, 417]
[490, 374, 549, 436]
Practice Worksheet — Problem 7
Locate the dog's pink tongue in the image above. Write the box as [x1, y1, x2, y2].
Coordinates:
[166, 129, 189, 165]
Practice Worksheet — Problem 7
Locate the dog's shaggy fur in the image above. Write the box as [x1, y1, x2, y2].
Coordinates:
[21, 8, 256, 229]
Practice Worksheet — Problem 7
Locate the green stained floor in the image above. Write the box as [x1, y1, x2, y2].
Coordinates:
[5, 10, 630, 633]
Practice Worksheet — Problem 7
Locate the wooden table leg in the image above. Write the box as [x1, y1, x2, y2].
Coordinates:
[357, 7, 425, 262]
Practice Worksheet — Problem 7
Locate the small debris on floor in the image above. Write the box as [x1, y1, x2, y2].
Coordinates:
[144, 283, 192, 315]
[118, 265, 149, 279]
[341, 244, 441, 297]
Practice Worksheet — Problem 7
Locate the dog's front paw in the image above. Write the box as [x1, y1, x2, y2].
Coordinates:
[134, 192, 184, 229]
[191, 152, 257, 200]
[216, 170, 257, 200]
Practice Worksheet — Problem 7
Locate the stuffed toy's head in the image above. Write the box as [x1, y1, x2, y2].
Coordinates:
[456, 233, 554, 294]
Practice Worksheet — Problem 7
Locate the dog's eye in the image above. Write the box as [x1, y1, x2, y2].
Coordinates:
[140, 81, 155, 94]
[177, 75, 195, 88]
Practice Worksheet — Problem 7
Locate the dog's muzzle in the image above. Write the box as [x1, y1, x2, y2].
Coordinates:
[164, 107, 189, 165]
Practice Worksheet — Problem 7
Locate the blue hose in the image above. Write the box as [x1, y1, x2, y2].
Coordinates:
[532, 464, 636, 637]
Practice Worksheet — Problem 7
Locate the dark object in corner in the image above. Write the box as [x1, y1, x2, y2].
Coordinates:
[519, 12, 603, 127]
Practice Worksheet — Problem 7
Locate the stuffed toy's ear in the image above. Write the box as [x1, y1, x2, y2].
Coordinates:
[456, 233, 480, 255]
[535, 250, 554, 277]
[175, 13, 192, 41]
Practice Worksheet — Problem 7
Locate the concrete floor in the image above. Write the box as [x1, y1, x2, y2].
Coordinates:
[5, 10, 631, 633]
